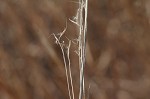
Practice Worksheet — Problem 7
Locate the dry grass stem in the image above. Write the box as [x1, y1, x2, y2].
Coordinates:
[53, 0, 88, 99]
[77, 0, 88, 99]
[53, 31, 74, 99]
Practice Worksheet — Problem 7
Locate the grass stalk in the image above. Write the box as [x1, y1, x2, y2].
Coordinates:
[53, 0, 88, 99]
[78, 0, 88, 99]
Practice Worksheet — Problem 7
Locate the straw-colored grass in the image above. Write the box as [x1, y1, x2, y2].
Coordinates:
[53, 0, 88, 99]
[0, 0, 150, 99]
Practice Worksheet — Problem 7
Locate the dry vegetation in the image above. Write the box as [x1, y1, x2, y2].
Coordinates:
[0, 0, 150, 99]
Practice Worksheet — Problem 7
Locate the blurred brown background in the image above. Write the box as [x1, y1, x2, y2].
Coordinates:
[0, 0, 150, 99]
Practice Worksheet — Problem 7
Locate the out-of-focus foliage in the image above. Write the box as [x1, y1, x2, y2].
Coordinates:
[0, 0, 150, 99]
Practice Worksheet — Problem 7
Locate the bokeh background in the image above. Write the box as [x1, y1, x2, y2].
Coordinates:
[0, 0, 150, 99]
